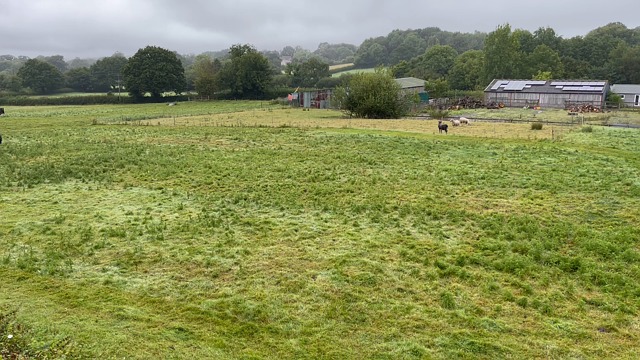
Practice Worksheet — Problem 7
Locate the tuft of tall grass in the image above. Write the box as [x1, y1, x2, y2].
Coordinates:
[440, 291, 457, 310]
[531, 122, 543, 130]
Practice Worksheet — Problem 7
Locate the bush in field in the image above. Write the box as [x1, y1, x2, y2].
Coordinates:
[332, 69, 415, 118]
[581, 126, 593, 133]
[531, 122, 544, 130]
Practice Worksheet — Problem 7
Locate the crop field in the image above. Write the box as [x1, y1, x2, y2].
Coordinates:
[1, 101, 639, 359]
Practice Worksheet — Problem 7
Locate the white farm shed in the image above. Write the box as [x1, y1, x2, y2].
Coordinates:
[484, 80, 609, 109]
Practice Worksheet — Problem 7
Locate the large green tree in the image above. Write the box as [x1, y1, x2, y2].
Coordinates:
[512, 29, 536, 54]
[192, 55, 222, 97]
[525, 44, 564, 78]
[17, 58, 64, 94]
[607, 44, 640, 84]
[122, 46, 186, 100]
[90, 53, 129, 92]
[40, 55, 68, 73]
[412, 45, 458, 80]
[333, 69, 414, 119]
[388, 33, 427, 64]
[448, 50, 485, 90]
[424, 78, 450, 99]
[285, 57, 330, 87]
[218, 44, 273, 99]
[0, 73, 22, 92]
[65, 67, 92, 92]
[354, 38, 387, 67]
[533, 27, 563, 52]
[581, 22, 632, 77]
[313, 43, 357, 64]
[483, 24, 521, 82]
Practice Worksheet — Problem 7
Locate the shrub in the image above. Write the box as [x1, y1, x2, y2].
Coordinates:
[332, 69, 415, 119]
[531, 122, 543, 130]
[581, 126, 593, 133]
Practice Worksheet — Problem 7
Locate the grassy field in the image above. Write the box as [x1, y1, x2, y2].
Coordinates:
[446, 107, 640, 126]
[329, 63, 355, 71]
[331, 67, 377, 77]
[1, 102, 639, 359]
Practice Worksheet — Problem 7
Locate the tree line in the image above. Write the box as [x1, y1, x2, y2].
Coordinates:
[0, 22, 639, 101]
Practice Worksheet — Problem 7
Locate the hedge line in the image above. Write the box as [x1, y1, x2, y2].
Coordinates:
[0, 89, 297, 106]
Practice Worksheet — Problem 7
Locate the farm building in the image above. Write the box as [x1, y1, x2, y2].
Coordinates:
[395, 77, 429, 102]
[484, 79, 609, 109]
[288, 89, 332, 109]
[395, 77, 425, 93]
[610, 84, 640, 107]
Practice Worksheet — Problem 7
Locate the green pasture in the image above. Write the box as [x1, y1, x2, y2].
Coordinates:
[1, 102, 639, 359]
[329, 63, 355, 71]
[331, 67, 377, 77]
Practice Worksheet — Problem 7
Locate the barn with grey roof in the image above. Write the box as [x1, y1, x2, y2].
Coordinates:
[484, 79, 609, 109]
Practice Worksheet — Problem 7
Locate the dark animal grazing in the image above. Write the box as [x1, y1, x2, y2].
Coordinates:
[0, 134, 2, 145]
[438, 121, 448, 134]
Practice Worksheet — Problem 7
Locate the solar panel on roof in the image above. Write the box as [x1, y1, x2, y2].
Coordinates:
[561, 86, 604, 92]
[504, 81, 527, 91]
[491, 81, 508, 90]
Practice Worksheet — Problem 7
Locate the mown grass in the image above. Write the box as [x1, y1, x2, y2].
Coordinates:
[1, 102, 639, 359]
[448, 107, 640, 126]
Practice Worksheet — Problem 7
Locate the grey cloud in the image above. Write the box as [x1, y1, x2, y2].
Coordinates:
[1, 0, 638, 59]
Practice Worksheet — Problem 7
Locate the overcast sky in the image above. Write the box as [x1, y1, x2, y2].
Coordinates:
[2, 0, 638, 59]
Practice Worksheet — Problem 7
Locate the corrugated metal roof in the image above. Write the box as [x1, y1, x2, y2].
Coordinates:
[485, 79, 608, 94]
[395, 77, 425, 89]
[611, 84, 640, 94]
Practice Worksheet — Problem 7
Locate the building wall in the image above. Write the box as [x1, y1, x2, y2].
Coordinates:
[401, 86, 425, 94]
[485, 92, 605, 109]
[617, 93, 640, 107]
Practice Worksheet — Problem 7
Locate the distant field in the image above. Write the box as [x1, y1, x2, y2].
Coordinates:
[1, 102, 639, 359]
[329, 63, 354, 71]
[331, 67, 377, 77]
